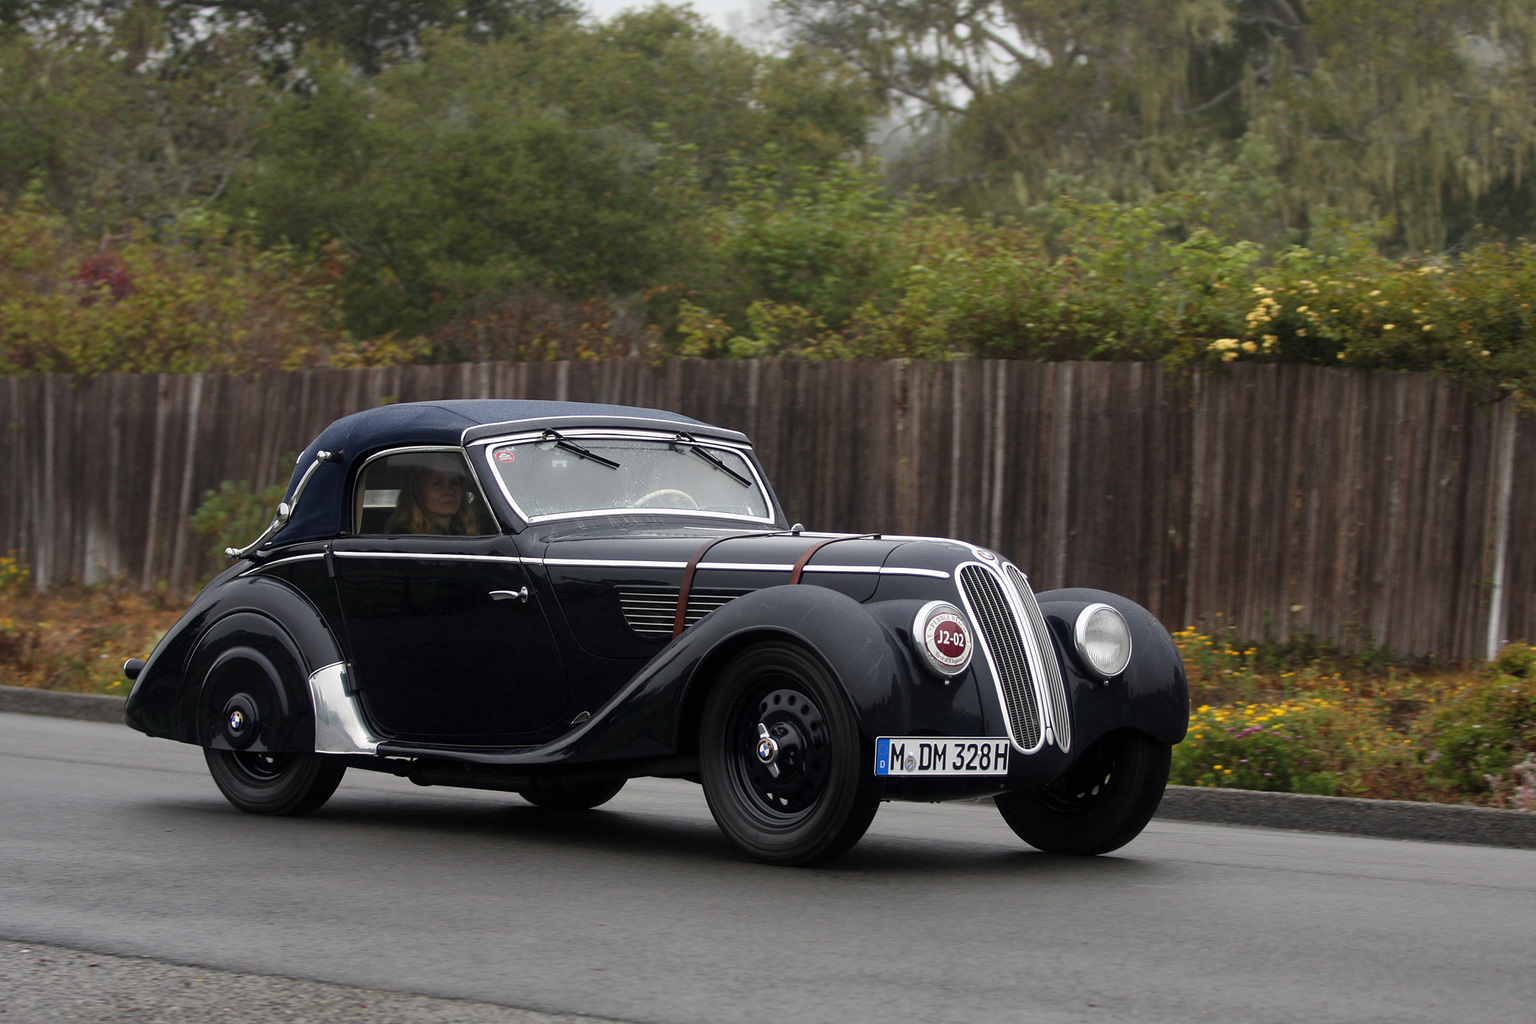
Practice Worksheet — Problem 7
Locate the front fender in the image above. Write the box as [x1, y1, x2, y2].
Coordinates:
[1037, 588, 1189, 749]
[466, 585, 912, 767]
[124, 573, 344, 749]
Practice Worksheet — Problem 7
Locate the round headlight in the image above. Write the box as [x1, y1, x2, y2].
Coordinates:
[912, 601, 973, 678]
[1074, 603, 1132, 678]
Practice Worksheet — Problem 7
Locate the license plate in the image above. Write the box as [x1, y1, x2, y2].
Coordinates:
[875, 737, 1011, 776]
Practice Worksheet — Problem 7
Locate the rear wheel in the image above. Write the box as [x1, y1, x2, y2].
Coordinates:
[203, 748, 346, 816]
[518, 775, 627, 810]
[700, 642, 881, 866]
[994, 730, 1171, 855]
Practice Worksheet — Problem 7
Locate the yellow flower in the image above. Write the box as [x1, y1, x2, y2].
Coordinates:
[1383, 324, 1395, 330]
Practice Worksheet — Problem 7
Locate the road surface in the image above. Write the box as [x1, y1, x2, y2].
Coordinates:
[2, 711, 1531, 1023]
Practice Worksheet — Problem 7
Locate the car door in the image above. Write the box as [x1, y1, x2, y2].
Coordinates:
[330, 449, 568, 743]
[330, 535, 568, 742]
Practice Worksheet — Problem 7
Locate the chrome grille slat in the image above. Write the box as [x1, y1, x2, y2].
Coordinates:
[618, 588, 742, 639]
[958, 564, 1042, 750]
[1007, 565, 1071, 752]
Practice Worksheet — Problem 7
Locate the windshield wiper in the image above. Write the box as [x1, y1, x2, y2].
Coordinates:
[542, 429, 620, 470]
[674, 433, 752, 487]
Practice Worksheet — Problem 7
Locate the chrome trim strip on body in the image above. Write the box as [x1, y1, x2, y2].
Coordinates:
[541, 557, 949, 579]
[542, 557, 685, 569]
[812, 565, 952, 579]
[247, 551, 951, 580]
[330, 551, 528, 565]
[239, 552, 326, 576]
[307, 662, 379, 755]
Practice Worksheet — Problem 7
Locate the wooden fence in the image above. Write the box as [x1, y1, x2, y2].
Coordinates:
[1, 361, 1530, 660]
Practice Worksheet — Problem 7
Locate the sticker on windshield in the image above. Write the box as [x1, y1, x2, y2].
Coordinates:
[495, 450, 515, 463]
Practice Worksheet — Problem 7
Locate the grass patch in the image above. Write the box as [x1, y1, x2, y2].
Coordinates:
[0, 559, 185, 696]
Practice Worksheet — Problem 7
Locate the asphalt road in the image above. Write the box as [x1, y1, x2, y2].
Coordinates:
[3, 711, 1533, 1024]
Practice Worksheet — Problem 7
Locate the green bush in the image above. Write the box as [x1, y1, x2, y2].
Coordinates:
[1414, 646, 1536, 799]
[189, 461, 294, 569]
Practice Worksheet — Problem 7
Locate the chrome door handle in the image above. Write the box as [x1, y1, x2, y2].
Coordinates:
[490, 588, 529, 603]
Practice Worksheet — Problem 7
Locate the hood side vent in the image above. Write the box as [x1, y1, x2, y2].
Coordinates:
[619, 586, 747, 640]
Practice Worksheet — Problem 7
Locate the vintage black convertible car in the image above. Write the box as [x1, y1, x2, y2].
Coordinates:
[124, 399, 1187, 865]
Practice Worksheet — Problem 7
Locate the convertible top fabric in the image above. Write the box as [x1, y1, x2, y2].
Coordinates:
[268, 399, 739, 547]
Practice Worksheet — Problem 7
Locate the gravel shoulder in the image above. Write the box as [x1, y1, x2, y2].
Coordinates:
[0, 940, 626, 1024]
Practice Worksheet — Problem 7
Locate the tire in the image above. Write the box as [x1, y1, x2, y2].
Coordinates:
[204, 747, 346, 816]
[699, 641, 881, 866]
[994, 730, 1171, 855]
[518, 775, 627, 810]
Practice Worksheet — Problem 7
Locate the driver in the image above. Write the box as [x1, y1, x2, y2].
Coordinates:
[385, 454, 485, 535]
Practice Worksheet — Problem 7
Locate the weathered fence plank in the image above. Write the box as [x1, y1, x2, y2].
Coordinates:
[1, 361, 1529, 660]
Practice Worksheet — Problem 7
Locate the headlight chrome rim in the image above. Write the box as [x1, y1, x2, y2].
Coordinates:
[1074, 603, 1132, 678]
[912, 600, 973, 678]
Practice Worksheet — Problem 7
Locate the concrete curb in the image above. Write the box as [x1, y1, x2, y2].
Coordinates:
[0, 685, 126, 725]
[4, 684, 1533, 851]
[1157, 785, 1536, 850]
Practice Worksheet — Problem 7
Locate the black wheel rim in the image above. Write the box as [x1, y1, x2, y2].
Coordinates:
[1037, 737, 1120, 814]
[723, 682, 831, 828]
[224, 751, 295, 784]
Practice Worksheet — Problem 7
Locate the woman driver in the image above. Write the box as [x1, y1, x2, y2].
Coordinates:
[384, 455, 484, 535]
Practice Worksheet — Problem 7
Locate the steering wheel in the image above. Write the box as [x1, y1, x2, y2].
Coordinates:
[636, 488, 698, 509]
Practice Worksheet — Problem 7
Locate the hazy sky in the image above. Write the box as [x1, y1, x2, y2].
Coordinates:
[582, 0, 776, 43]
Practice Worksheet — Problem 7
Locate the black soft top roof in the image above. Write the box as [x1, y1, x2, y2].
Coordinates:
[269, 399, 749, 546]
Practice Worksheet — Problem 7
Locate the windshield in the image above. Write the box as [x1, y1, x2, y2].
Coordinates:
[486, 433, 773, 521]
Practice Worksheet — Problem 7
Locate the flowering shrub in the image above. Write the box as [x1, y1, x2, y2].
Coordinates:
[1172, 631, 1536, 805]
[1173, 698, 1418, 798]
[0, 196, 353, 374]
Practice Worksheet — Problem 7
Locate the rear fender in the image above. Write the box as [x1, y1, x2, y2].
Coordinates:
[1036, 589, 1189, 749]
[125, 574, 343, 750]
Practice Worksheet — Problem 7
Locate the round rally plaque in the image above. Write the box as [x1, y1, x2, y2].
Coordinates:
[913, 601, 973, 677]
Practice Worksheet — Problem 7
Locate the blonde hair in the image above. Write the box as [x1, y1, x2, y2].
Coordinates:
[384, 464, 483, 535]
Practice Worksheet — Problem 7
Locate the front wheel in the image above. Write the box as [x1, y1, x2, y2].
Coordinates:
[700, 642, 881, 866]
[204, 748, 346, 816]
[994, 730, 1171, 855]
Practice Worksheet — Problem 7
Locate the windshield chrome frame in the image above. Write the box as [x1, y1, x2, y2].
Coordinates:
[471, 428, 776, 526]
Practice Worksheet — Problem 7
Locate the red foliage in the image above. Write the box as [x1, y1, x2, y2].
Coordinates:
[68, 252, 136, 304]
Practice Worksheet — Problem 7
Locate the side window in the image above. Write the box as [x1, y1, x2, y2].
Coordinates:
[354, 450, 493, 536]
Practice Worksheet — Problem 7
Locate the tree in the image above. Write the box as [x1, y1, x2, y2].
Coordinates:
[228, 10, 875, 337]
[779, 0, 1536, 249]
[1, 0, 580, 73]
[0, 26, 273, 231]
